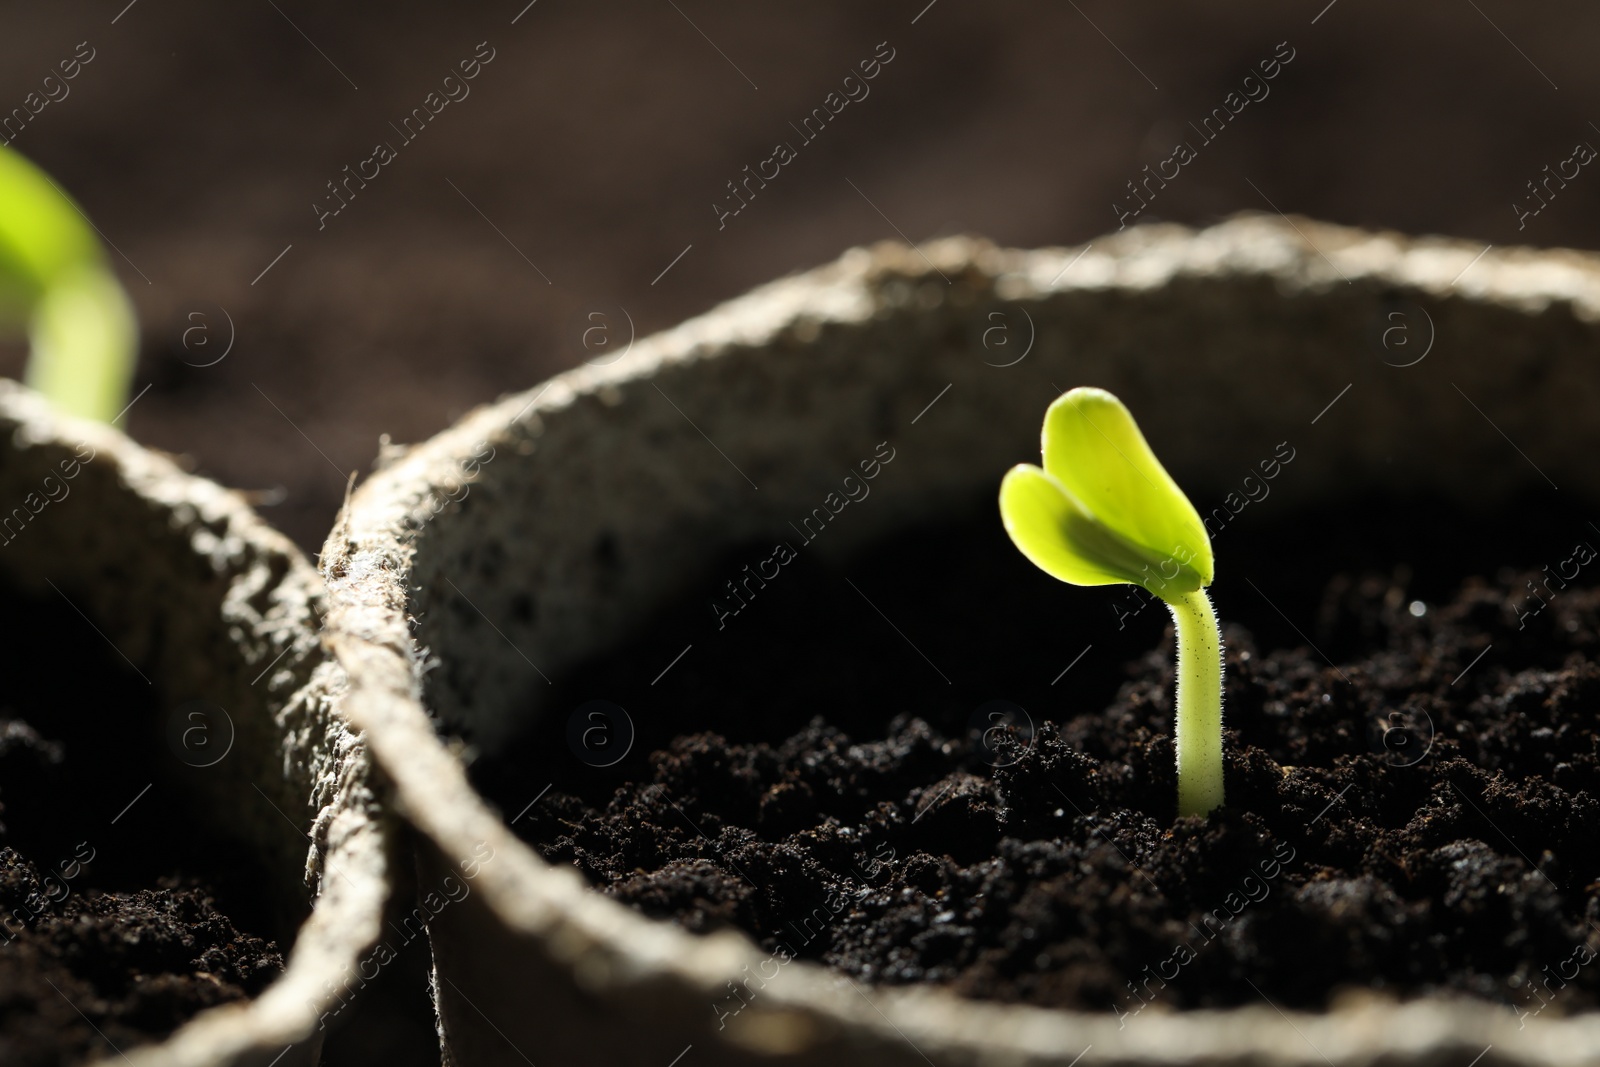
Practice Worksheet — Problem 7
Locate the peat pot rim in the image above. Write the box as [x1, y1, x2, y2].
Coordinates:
[0, 381, 391, 1067]
[322, 214, 1600, 1067]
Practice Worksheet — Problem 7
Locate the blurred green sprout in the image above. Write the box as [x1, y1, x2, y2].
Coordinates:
[0, 143, 135, 423]
[1000, 387, 1224, 817]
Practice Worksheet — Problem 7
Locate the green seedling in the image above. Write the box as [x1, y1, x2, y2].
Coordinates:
[1000, 387, 1224, 817]
[0, 143, 135, 423]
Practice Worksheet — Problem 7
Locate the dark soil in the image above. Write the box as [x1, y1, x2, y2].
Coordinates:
[0, 587, 282, 1067]
[478, 494, 1600, 1021]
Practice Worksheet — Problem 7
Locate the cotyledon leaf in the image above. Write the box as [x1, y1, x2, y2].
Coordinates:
[1040, 386, 1211, 592]
[1001, 387, 1212, 597]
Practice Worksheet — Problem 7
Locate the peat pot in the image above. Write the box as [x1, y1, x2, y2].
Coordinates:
[0, 381, 391, 1066]
[321, 215, 1600, 1067]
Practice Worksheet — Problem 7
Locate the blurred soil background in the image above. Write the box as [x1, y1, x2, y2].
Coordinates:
[2, 1, 1598, 549]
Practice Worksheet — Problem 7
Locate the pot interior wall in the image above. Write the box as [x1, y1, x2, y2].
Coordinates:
[406, 228, 1600, 751]
[0, 393, 328, 938]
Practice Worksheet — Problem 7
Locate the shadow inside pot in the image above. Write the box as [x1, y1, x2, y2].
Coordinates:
[467, 485, 1600, 1015]
[0, 583, 286, 1060]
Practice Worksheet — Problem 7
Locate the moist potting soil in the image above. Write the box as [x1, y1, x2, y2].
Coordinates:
[0, 586, 283, 1066]
[477, 493, 1600, 1020]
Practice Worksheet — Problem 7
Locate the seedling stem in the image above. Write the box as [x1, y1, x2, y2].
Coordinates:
[999, 386, 1225, 817]
[1169, 588, 1223, 816]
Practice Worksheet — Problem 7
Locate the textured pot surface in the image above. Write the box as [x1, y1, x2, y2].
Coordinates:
[0, 381, 392, 1067]
[322, 215, 1600, 1066]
